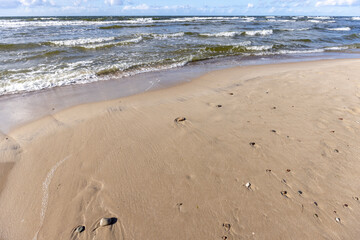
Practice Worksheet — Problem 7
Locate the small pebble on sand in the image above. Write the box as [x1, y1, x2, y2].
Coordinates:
[174, 117, 186, 123]
[100, 218, 112, 226]
[281, 191, 287, 196]
[249, 142, 256, 146]
[245, 182, 251, 189]
[75, 226, 85, 233]
[335, 217, 341, 223]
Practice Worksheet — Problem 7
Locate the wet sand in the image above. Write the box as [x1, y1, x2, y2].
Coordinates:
[1, 59, 360, 239]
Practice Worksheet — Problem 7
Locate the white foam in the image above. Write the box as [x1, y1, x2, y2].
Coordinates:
[267, 19, 295, 22]
[49, 37, 115, 46]
[150, 32, 185, 39]
[311, 16, 332, 20]
[247, 45, 273, 51]
[82, 36, 143, 49]
[0, 17, 242, 29]
[241, 17, 256, 22]
[308, 20, 322, 23]
[278, 49, 324, 54]
[201, 31, 238, 37]
[324, 46, 349, 50]
[298, 28, 311, 31]
[352, 17, 360, 20]
[245, 29, 273, 36]
[327, 27, 351, 31]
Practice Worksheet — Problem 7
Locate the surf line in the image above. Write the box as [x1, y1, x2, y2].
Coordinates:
[33, 155, 71, 240]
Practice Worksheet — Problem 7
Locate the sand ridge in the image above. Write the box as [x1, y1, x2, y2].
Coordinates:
[0, 59, 360, 239]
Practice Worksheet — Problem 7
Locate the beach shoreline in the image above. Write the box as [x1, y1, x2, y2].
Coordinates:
[1, 52, 360, 135]
[1, 59, 360, 239]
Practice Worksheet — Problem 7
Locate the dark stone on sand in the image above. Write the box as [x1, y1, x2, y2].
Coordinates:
[216, 104, 222, 108]
[334, 149, 339, 153]
[272, 107, 276, 109]
[271, 130, 276, 133]
[298, 190, 303, 195]
[314, 202, 318, 206]
[338, 118, 343, 120]
[229, 93, 234, 95]
[249, 142, 256, 146]
[344, 203, 349, 207]
[75, 225, 85, 233]
[286, 169, 291, 172]
[281, 191, 287, 196]
[314, 214, 318, 218]
[266, 169, 271, 172]
[174, 117, 186, 123]
[100, 217, 117, 226]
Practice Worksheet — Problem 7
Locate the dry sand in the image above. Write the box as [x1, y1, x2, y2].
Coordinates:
[1, 59, 360, 240]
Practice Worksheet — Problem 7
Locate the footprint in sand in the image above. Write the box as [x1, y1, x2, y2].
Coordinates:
[223, 223, 231, 231]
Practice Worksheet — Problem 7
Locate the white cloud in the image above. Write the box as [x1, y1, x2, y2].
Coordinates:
[315, 0, 356, 7]
[247, 3, 254, 8]
[19, 0, 55, 6]
[0, 0, 21, 8]
[122, 4, 190, 11]
[104, 0, 123, 6]
[123, 3, 149, 10]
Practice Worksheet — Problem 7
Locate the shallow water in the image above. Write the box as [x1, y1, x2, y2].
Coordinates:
[1, 16, 360, 95]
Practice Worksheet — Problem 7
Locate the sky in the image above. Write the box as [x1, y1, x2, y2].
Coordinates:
[0, 0, 359, 16]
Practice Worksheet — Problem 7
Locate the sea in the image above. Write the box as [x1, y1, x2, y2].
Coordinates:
[1, 15, 360, 96]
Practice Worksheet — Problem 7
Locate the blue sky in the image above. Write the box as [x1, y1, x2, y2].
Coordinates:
[0, 0, 359, 16]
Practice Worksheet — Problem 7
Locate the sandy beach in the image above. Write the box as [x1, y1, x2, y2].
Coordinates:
[1, 59, 360, 239]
